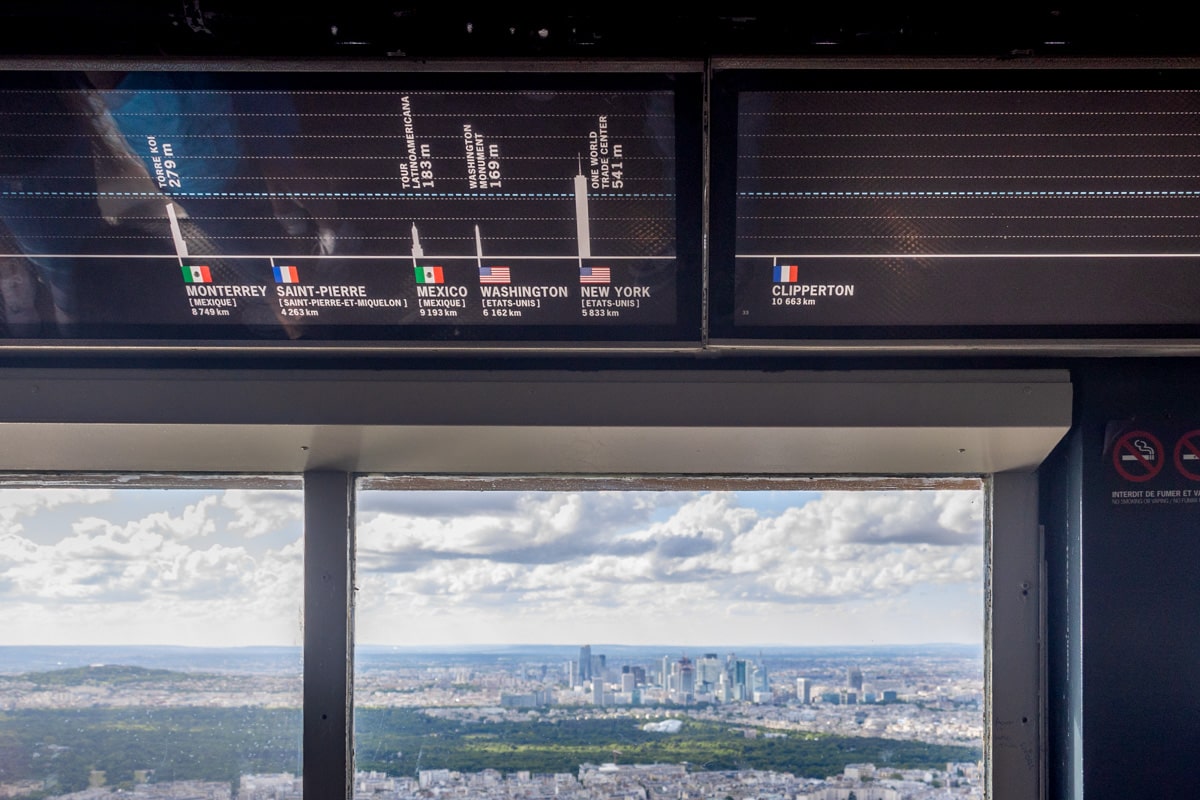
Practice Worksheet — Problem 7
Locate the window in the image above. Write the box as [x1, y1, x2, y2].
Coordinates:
[353, 481, 985, 798]
[0, 483, 304, 799]
[0, 365, 1067, 800]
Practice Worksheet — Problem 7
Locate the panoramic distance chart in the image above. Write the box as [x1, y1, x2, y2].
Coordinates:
[0, 72, 692, 341]
[727, 76, 1200, 333]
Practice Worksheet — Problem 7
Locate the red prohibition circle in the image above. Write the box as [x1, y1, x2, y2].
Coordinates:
[1173, 430, 1200, 482]
[1112, 430, 1165, 483]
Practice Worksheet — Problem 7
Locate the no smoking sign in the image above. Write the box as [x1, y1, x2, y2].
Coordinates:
[1107, 422, 1200, 507]
[1112, 430, 1164, 483]
[1174, 430, 1200, 482]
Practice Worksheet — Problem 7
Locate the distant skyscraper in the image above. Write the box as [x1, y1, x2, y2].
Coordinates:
[797, 677, 812, 704]
[579, 645, 592, 682]
[753, 654, 769, 694]
[697, 654, 722, 692]
[847, 666, 864, 693]
[676, 655, 695, 700]
[729, 658, 749, 700]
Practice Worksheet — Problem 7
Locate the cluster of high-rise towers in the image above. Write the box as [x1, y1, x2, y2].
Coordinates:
[569, 645, 773, 705]
[495, 647, 895, 710]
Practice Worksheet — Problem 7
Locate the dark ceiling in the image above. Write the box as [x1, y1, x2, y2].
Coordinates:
[0, 2, 1192, 60]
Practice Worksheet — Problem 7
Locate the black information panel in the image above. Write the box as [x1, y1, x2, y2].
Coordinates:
[0, 69, 701, 346]
[710, 68, 1200, 343]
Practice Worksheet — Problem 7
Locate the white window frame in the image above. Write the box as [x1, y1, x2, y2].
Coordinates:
[0, 367, 1066, 800]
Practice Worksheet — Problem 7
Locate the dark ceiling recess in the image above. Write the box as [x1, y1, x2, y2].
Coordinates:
[0, 2, 1193, 59]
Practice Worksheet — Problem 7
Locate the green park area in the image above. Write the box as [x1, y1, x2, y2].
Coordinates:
[2, 705, 977, 796]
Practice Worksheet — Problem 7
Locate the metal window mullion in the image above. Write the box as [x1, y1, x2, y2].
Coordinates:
[988, 471, 1043, 800]
[303, 471, 355, 800]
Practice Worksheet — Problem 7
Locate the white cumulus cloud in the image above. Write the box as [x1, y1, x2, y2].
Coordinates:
[354, 489, 984, 646]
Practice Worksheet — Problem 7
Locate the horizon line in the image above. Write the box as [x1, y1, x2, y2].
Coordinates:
[0, 641, 983, 650]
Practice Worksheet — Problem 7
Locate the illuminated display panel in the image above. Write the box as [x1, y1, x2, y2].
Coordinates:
[0, 68, 701, 348]
[710, 67, 1200, 344]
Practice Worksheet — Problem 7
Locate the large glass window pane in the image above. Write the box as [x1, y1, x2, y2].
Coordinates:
[353, 485, 985, 799]
[0, 484, 304, 800]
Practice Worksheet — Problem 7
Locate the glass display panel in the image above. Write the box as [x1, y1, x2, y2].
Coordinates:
[711, 68, 1200, 342]
[0, 69, 701, 347]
